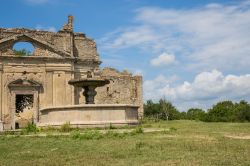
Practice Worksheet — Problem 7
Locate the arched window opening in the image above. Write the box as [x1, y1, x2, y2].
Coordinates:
[13, 42, 34, 56]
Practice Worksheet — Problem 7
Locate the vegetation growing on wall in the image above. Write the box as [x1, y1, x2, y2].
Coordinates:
[13, 49, 31, 56]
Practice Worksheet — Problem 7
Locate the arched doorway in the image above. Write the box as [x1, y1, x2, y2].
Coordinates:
[8, 79, 41, 129]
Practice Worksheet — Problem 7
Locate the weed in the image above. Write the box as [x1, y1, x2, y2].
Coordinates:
[71, 130, 81, 139]
[1, 121, 250, 165]
[81, 130, 103, 140]
[143, 124, 152, 128]
[22, 122, 40, 134]
[105, 130, 123, 138]
[108, 123, 116, 129]
[60, 122, 71, 132]
[41, 125, 57, 132]
[169, 127, 177, 131]
[135, 141, 146, 150]
[3, 130, 16, 135]
[132, 126, 144, 134]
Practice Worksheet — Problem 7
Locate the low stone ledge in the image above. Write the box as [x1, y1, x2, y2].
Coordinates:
[38, 104, 139, 128]
[40, 104, 139, 112]
[37, 120, 138, 128]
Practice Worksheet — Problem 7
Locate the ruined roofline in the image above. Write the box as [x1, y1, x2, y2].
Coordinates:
[0, 15, 100, 63]
[0, 15, 88, 38]
[0, 55, 102, 64]
[101, 67, 142, 77]
[0, 28, 86, 37]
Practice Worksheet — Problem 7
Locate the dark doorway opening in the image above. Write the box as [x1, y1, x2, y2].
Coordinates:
[15, 94, 34, 129]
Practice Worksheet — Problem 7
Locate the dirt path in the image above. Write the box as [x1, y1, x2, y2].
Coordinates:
[224, 135, 250, 140]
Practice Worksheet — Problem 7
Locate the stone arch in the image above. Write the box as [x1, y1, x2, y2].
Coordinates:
[12, 41, 35, 56]
[0, 34, 71, 57]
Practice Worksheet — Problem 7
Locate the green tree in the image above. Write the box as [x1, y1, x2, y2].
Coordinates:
[179, 112, 187, 120]
[144, 98, 180, 120]
[206, 101, 236, 122]
[144, 100, 161, 118]
[159, 98, 180, 120]
[187, 108, 206, 121]
[234, 100, 250, 122]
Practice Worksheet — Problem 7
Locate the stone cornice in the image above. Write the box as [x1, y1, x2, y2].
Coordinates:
[0, 56, 101, 66]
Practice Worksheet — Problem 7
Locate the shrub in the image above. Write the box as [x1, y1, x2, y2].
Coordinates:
[41, 125, 57, 132]
[60, 122, 71, 132]
[23, 122, 39, 133]
[105, 130, 123, 138]
[135, 126, 144, 133]
[135, 142, 146, 150]
[131, 126, 144, 135]
[108, 123, 116, 129]
[81, 130, 103, 140]
[169, 127, 177, 132]
[13, 49, 31, 56]
[71, 130, 81, 139]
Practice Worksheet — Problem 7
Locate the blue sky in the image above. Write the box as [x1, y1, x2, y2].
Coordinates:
[1, 0, 250, 111]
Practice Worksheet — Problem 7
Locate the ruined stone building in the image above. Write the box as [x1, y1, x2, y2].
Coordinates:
[0, 16, 143, 131]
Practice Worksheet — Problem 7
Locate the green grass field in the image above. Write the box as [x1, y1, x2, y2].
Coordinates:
[0, 120, 250, 166]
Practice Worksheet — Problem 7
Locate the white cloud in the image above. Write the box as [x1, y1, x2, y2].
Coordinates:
[100, 26, 160, 51]
[35, 25, 56, 32]
[47, 27, 57, 32]
[144, 70, 250, 110]
[150, 52, 176, 67]
[100, 1, 250, 73]
[143, 74, 178, 101]
[132, 69, 143, 76]
[98, 1, 250, 110]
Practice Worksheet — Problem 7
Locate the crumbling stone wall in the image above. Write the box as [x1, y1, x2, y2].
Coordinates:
[0, 28, 99, 61]
[0, 16, 143, 130]
[96, 68, 143, 118]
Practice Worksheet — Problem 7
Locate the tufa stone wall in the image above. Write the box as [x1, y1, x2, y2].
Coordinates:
[96, 68, 143, 118]
[0, 16, 143, 130]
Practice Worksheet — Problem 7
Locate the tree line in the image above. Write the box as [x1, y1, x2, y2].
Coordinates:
[144, 99, 250, 122]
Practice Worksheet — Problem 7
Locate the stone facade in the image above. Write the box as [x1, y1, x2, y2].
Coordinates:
[0, 16, 143, 130]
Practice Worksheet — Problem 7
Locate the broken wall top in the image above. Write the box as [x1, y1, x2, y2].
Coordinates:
[0, 16, 100, 63]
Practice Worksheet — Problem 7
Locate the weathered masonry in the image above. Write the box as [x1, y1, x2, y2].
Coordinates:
[0, 16, 143, 130]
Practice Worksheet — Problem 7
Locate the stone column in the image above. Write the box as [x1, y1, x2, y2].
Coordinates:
[45, 71, 53, 107]
[33, 91, 39, 124]
[9, 91, 16, 130]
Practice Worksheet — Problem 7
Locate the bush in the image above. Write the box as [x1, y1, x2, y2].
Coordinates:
[71, 130, 81, 139]
[60, 122, 71, 132]
[13, 49, 31, 56]
[169, 127, 177, 132]
[131, 126, 144, 135]
[108, 123, 116, 129]
[71, 129, 103, 140]
[23, 122, 39, 133]
[105, 130, 121, 138]
[235, 100, 250, 122]
[81, 130, 103, 140]
[41, 125, 57, 132]
[135, 142, 146, 150]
